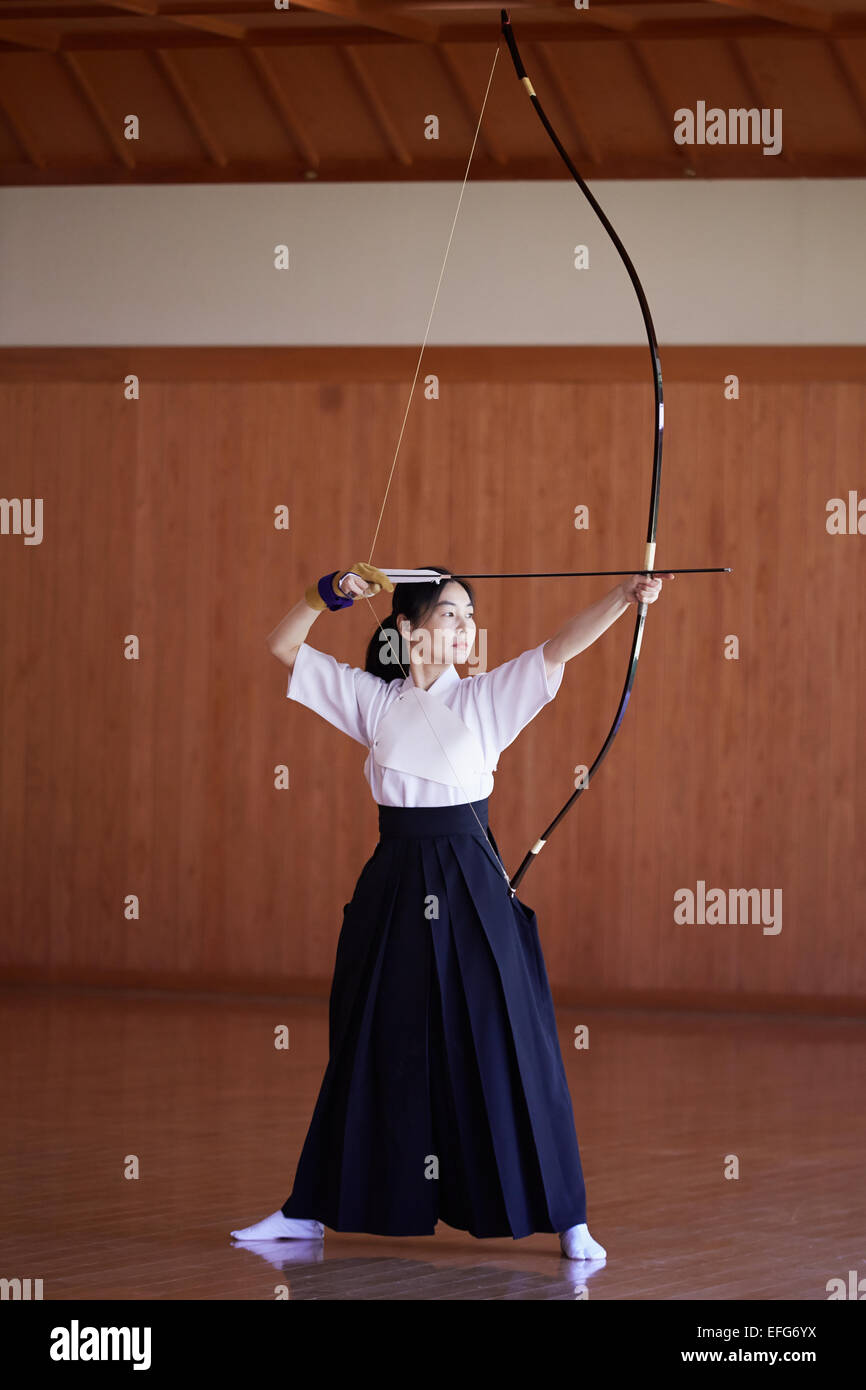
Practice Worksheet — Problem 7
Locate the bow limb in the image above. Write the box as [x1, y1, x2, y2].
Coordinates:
[500, 8, 665, 891]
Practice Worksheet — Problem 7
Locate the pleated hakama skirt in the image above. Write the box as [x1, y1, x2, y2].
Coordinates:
[280, 798, 587, 1239]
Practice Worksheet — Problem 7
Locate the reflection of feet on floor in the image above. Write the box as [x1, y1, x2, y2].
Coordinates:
[229, 1238, 325, 1272]
[559, 1223, 607, 1260]
[230, 1209, 325, 1241]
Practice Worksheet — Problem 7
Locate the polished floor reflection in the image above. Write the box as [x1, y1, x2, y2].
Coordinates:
[2, 985, 863, 1300]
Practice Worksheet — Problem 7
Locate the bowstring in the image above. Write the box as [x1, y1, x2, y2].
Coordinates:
[356, 35, 515, 893]
[365, 40, 501, 568]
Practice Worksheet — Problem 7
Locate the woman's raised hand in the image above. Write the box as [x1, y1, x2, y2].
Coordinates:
[620, 572, 675, 605]
[336, 563, 395, 600]
[304, 562, 395, 613]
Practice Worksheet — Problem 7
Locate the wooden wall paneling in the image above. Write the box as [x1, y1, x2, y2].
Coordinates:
[0, 348, 864, 1015]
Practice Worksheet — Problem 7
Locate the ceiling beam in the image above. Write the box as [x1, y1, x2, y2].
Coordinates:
[101, 2, 247, 40]
[3, 9, 866, 51]
[288, 0, 438, 43]
[706, 0, 832, 32]
[0, 21, 60, 50]
[7, 151, 866, 185]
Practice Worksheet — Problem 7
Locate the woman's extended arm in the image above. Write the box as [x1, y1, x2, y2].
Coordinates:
[542, 574, 672, 680]
[266, 598, 321, 671]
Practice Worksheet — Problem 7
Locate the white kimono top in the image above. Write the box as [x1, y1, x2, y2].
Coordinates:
[286, 640, 565, 807]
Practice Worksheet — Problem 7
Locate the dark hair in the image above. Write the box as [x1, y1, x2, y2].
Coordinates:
[363, 564, 476, 684]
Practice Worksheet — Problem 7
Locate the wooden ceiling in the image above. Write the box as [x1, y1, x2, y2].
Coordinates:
[0, 1, 864, 183]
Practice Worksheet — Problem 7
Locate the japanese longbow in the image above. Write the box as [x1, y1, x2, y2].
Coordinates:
[358, 9, 727, 895]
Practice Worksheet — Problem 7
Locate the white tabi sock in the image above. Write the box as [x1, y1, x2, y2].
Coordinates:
[231, 1208, 325, 1241]
[559, 1222, 607, 1260]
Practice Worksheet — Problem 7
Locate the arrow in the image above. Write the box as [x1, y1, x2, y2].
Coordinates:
[380, 567, 732, 583]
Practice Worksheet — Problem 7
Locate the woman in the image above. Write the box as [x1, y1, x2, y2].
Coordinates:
[232, 561, 670, 1260]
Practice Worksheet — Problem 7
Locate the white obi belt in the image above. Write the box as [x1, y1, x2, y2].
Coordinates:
[371, 687, 486, 787]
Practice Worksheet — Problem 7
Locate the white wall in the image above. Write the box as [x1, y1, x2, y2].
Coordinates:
[1, 179, 863, 346]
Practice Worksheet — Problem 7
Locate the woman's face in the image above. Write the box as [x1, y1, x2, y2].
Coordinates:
[401, 580, 476, 666]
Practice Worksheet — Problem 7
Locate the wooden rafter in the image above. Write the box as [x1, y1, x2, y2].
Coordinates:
[436, 45, 507, 165]
[825, 36, 866, 136]
[341, 44, 414, 164]
[0, 91, 46, 165]
[151, 47, 227, 163]
[60, 51, 137, 167]
[532, 40, 603, 168]
[246, 45, 321, 169]
[727, 37, 792, 164]
[624, 37, 699, 171]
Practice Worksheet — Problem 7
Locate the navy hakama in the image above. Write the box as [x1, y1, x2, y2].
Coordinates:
[280, 797, 587, 1239]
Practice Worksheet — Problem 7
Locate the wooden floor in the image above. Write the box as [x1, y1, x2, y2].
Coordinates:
[2, 984, 863, 1301]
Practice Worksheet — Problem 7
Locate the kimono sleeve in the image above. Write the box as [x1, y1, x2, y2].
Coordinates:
[467, 642, 565, 756]
[286, 641, 384, 747]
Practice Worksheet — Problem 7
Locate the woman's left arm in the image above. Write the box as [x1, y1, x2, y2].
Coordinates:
[543, 574, 674, 680]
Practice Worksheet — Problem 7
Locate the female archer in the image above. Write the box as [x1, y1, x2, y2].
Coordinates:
[232, 561, 670, 1260]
